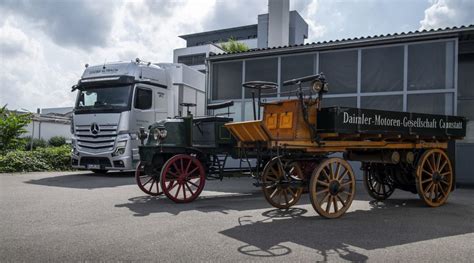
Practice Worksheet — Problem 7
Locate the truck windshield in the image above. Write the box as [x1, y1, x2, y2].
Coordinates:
[75, 85, 132, 112]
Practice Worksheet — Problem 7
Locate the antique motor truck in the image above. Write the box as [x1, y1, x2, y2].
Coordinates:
[136, 74, 466, 218]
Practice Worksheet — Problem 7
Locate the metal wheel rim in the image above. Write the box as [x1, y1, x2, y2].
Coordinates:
[160, 154, 205, 203]
[309, 158, 355, 219]
[363, 167, 395, 201]
[262, 157, 304, 209]
[416, 149, 453, 207]
[135, 161, 163, 196]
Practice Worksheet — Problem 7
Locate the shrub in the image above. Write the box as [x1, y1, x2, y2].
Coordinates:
[0, 105, 32, 151]
[220, 38, 249, 53]
[24, 137, 47, 150]
[48, 136, 66, 147]
[0, 145, 71, 173]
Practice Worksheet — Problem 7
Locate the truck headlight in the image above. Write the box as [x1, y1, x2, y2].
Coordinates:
[113, 141, 127, 156]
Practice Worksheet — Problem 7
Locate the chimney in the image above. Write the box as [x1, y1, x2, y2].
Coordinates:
[267, 0, 289, 48]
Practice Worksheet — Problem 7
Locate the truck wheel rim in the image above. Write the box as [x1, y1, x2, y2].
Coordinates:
[416, 149, 453, 207]
[262, 158, 304, 209]
[160, 154, 205, 203]
[135, 161, 163, 196]
[309, 158, 355, 219]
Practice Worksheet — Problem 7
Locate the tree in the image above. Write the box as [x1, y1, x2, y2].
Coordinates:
[220, 38, 249, 53]
[0, 105, 32, 151]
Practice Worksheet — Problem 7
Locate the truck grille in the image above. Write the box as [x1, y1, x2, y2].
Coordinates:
[75, 124, 118, 152]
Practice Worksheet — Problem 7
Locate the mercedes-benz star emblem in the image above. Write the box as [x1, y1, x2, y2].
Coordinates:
[90, 123, 100, 135]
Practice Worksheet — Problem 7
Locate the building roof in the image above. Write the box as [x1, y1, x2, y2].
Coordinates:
[179, 24, 258, 40]
[208, 24, 474, 61]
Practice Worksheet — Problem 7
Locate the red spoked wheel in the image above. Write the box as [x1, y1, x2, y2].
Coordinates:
[160, 154, 206, 203]
[135, 161, 163, 196]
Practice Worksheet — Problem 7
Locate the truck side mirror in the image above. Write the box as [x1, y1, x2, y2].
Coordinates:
[138, 127, 148, 145]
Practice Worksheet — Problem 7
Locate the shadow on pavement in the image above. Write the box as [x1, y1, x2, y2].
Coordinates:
[24, 171, 135, 189]
[115, 191, 273, 216]
[219, 199, 474, 261]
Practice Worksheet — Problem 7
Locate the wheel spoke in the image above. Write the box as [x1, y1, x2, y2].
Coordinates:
[270, 188, 279, 199]
[187, 167, 199, 176]
[333, 196, 339, 212]
[317, 180, 329, 187]
[316, 188, 329, 195]
[439, 183, 448, 197]
[270, 166, 280, 178]
[172, 162, 181, 174]
[167, 180, 178, 191]
[184, 159, 193, 174]
[438, 159, 448, 173]
[325, 196, 332, 213]
[283, 189, 289, 204]
[337, 169, 349, 182]
[288, 187, 296, 199]
[425, 157, 435, 173]
[319, 192, 330, 206]
[142, 177, 153, 186]
[436, 153, 441, 171]
[182, 184, 187, 199]
[174, 184, 182, 199]
[185, 182, 195, 195]
[421, 178, 432, 184]
[334, 163, 341, 182]
[424, 182, 434, 196]
[336, 194, 346, 207]
[441, 171, 451, 177]
[328, 163, 334, 180]
[188, 180, 200, 188]
[148, 179, 155, 192]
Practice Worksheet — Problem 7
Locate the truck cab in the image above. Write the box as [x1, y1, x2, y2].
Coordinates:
[70, 60, 204, 173]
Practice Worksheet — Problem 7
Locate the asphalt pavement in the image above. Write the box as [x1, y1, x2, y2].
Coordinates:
[1, 171, 473, 262]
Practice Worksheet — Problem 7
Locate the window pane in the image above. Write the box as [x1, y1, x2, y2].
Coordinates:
[319, 50, 357, 94]
[135, 88, 152, 110]
[361, 95, 402, 111]
[212, 62, 242, 100]
[322, 97, 357, 108]
[458, 53, 474, 97]
[280, 54, 314, 95]
[361, 46, 403, 92]
[407, 93, 453, 115]
[245, 58, 278, 98]
[408, 41, 454, 90]
[178, 53, 206, 66]
[458, 99, 474, 120]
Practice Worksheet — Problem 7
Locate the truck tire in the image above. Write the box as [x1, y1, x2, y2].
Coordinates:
[91, 169, 108, 174]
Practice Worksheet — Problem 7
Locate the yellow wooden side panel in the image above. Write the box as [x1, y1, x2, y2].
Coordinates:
[265, 113, 278, 129]
[225, 120, 270, 142]
[279, 112, 293, 129]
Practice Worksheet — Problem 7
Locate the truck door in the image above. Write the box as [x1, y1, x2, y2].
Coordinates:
[131, 86, 154, 160]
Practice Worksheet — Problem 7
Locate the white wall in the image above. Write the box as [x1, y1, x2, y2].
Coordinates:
[23, 121, 72, 142]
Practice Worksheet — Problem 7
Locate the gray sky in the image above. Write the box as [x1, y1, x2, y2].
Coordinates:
[0, 0, 473, 111]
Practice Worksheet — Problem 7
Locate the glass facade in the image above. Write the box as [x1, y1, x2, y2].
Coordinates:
[210, 39, 457, 121]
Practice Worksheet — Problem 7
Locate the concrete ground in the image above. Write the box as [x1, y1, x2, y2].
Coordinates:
[0, 171, 473, 262]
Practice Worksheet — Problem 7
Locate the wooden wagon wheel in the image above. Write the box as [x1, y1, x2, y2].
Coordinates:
[160, 154, 206, 203]
[415, 149, 453, 207]
[363, 165, 395, 201]
[309, 158, 355, 219]
[135, 161, 163, 196]
[262, 157, 304, 209]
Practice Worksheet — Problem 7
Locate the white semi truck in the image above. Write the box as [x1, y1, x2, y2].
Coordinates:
[70, 59, 205, 173]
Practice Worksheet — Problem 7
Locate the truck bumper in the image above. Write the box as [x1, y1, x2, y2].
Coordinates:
[71, 153, 135, 171]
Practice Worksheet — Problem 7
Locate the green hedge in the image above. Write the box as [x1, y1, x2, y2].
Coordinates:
[0, 145, 71, 173]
